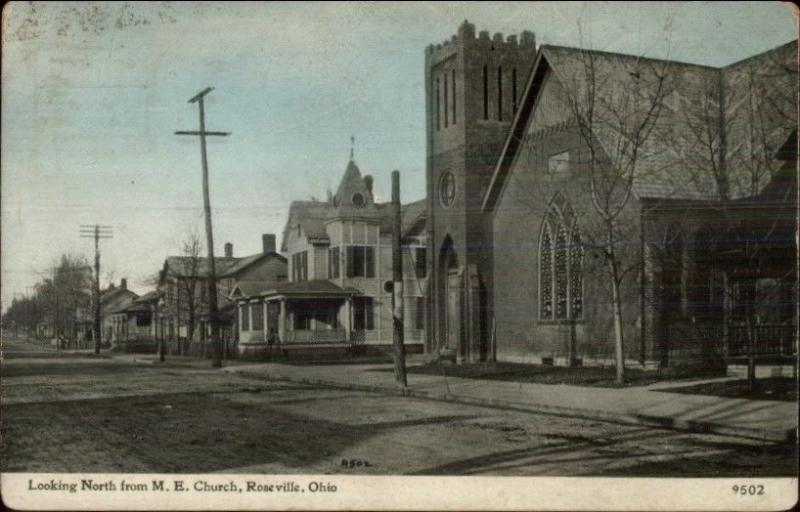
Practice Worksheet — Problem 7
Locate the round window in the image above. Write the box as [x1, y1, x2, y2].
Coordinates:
[439, 171, 456, 207]
[383, 281, 394, 293]
[352, 192, 365, 208]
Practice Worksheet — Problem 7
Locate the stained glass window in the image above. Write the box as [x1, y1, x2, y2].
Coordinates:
[540, 225, 553, 319]
[555, 226, 568, 319]
[539, 196, 583, 321]
[570, 230, 583, 318]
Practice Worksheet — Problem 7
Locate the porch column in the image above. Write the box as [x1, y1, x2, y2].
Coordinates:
[344, 297, 352, 342]
[278, 298, 286, 344]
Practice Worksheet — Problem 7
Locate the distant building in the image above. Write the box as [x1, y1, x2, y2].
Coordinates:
[158, 235, 287, 355]
[99, 278, 138, 346]
[107, 289, 163, 351]
[233, 158, 428, 357]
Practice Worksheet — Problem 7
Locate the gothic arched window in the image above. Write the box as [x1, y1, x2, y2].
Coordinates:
[539, 195, 583, 321]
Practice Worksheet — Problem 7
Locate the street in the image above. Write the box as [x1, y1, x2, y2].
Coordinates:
[1, 336, 796, 476]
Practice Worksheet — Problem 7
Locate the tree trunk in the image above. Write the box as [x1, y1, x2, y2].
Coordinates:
[610, 260, 626, 386]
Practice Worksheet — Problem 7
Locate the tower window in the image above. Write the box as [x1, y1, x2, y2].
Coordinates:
[451, 69, 456, 125]
[482, 65, 488, 120]
[512, 68, 518, 113]
[497, 66, 503, 121]
[345, 246, 375, 278]
[435, 77, 441, 131]
[444, 73, 449, 128]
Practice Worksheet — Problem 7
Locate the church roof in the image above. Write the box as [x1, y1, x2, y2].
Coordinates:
[482, 41, 797, 210]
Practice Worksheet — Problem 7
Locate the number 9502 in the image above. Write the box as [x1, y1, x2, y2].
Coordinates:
[733, 484, 764, 496]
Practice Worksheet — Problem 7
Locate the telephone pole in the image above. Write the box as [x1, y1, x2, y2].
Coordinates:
[175, 87, 230, 368]
[391, 170, 408, 387]
[80, 224, 112, 355]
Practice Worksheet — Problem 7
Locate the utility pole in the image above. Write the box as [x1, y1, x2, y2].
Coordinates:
[80, 224, 112, 355]
[175, 87, 230, 368]
[391, 170, 408, 387]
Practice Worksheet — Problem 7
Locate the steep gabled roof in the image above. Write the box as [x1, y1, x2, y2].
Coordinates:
[164, 256, 241, 279]
[222, 251, 286, 277]
[281, 200, 331, 251]
[483, 42, 798, 211]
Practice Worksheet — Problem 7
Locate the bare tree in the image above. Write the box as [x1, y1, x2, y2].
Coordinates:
[177, 233, 204, 354]
[556, 43, 674, 385]
[680, 44, 797, 388]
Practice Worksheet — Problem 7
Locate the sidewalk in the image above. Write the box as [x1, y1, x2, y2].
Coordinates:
[225, 360, 798, 442]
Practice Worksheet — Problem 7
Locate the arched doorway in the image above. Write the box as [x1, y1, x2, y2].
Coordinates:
[437, 236, 459, 352]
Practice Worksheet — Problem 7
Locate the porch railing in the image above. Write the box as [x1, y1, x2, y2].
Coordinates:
[283, 328, 347, 344]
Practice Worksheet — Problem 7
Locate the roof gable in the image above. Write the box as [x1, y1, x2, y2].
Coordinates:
[483, 42, 798, 211]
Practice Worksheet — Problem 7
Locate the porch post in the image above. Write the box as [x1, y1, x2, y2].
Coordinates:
[278, 298, 286, 344]
[344, 297, 352, 342]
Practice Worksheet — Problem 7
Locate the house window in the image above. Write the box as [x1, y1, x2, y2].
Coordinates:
[251, 303, 264, 331]
[328, 247, 340, 278]
[136, 313, 151, 327]
[240, 304, 250, 331]
[291, 251, 308, 282]
[353, 297, 375, 331]
[345, 246, 375, 278]
[415, 247, 427, 278]
[539, 196, 583, 321]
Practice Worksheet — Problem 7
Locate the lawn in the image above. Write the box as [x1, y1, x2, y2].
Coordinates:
[658, 377, 797, 402]
[396, 362, 727, 388]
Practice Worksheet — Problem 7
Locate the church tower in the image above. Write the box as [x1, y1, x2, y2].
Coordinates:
[425, 20, 536, 361]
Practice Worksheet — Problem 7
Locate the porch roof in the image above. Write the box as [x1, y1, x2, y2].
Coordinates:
[246, 279, 361, 300]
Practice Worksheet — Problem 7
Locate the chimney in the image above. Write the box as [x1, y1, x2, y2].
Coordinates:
[363, 175, 373, 195]
[262, 234, 276, 254]
[120, 278, 127, 290]
[224, 242, 233, 258]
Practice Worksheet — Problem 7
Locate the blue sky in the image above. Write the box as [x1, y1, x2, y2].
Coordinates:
[1, 1, 796, 309]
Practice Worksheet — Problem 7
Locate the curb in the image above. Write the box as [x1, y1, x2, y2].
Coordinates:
[228, 369, 796, 444]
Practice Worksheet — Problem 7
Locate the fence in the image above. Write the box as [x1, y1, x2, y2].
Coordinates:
[727, 324, 796, 358]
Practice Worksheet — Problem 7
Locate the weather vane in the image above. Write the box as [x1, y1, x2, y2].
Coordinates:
[350, 135, 355, 160]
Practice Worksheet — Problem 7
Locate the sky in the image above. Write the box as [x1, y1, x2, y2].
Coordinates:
[1, 1, 797, 310]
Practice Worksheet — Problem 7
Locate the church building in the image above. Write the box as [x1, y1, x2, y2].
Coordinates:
[426, 21, 797, 368]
